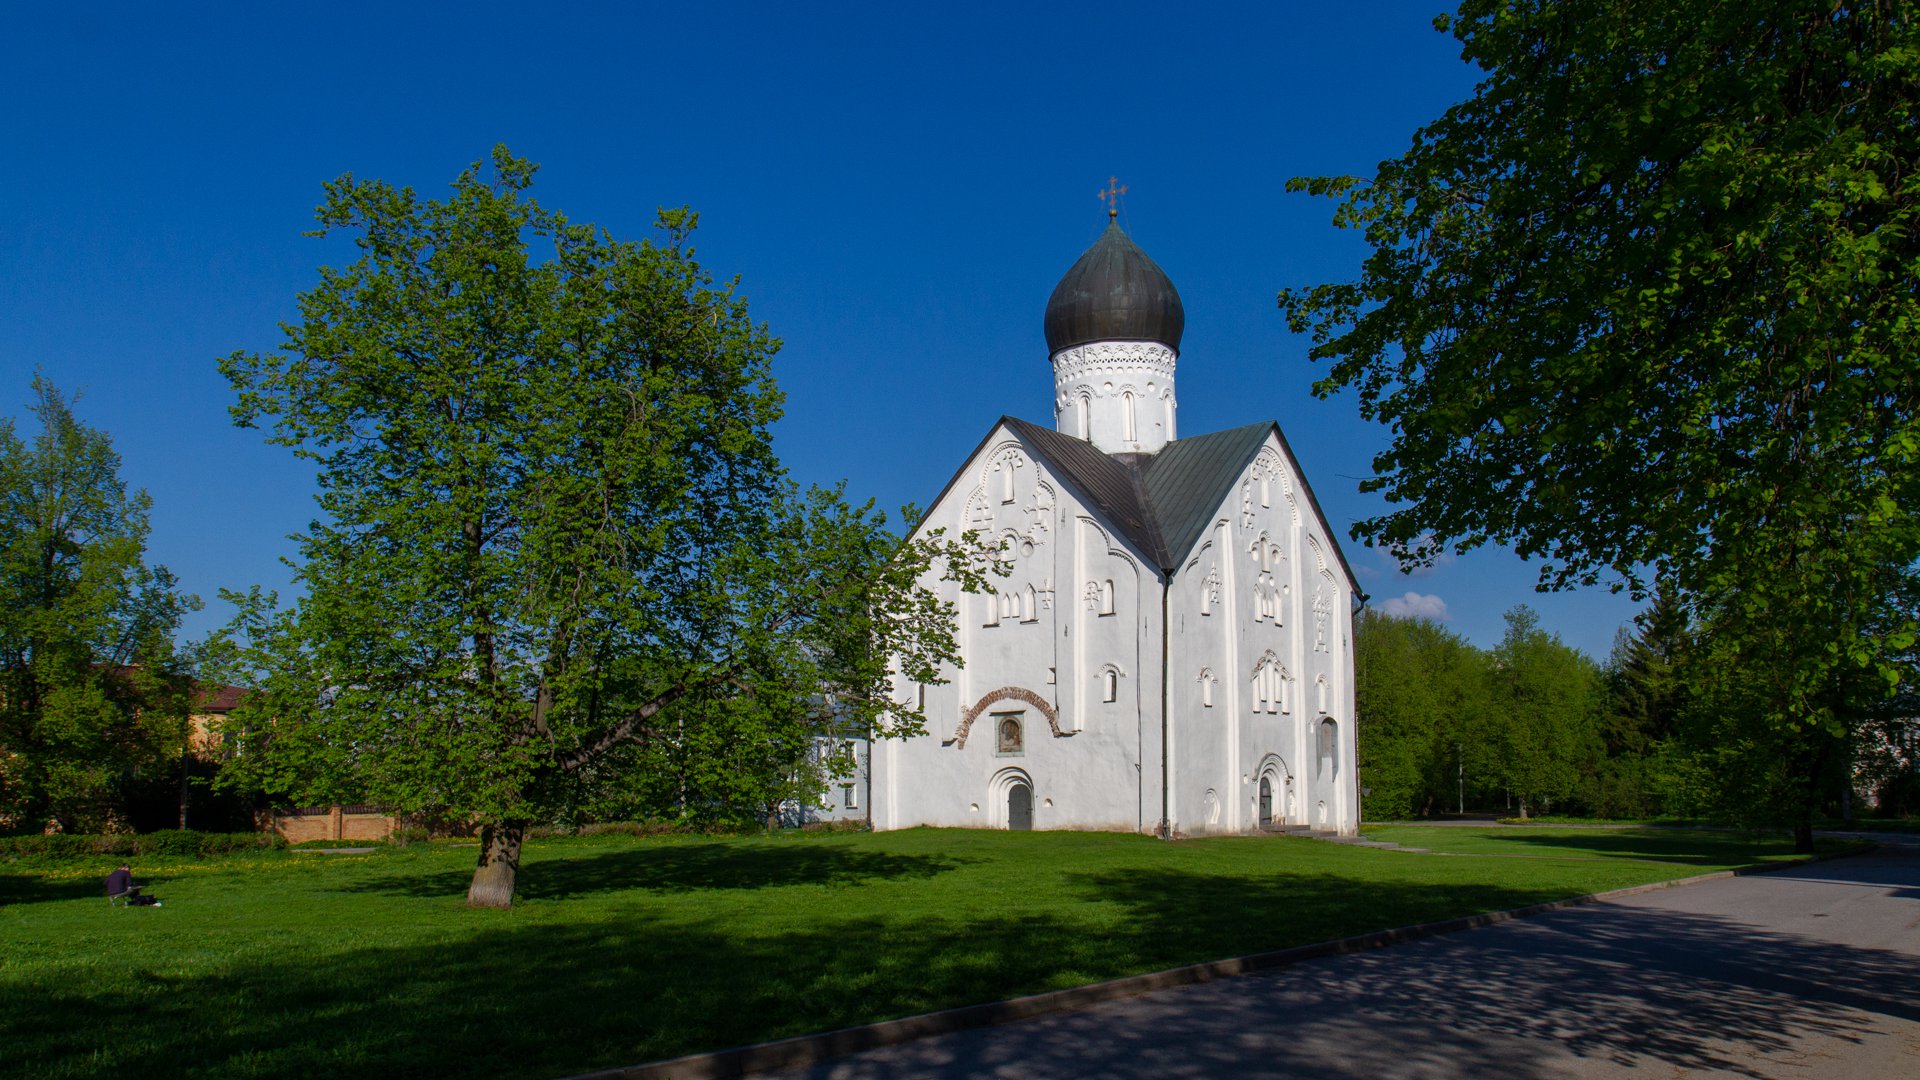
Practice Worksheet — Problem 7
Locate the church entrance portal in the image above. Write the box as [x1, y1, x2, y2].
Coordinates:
[1008, 782, 1033, 831]
[1258, 776, 1273, 827]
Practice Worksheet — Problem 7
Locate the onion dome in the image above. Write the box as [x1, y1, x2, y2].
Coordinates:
[1043, 221, 1185, 355]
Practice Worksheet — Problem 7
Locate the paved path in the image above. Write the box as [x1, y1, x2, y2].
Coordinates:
[758, 846, 1920, 1079]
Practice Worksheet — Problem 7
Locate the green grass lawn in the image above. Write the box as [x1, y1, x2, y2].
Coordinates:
[0, 826, 1846, 1079]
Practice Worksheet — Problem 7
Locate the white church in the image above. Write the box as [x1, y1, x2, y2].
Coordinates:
[860, 214, 1361, 838]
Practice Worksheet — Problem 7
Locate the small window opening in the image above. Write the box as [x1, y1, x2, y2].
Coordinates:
[1102, 668, 1119, 703]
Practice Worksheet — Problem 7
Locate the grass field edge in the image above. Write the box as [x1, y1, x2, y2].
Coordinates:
[569, 845, 1864, 1080]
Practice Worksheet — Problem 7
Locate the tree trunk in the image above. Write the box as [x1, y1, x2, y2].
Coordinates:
[177, 740, 191, 830]
[1792, 818, 1814, 855]
[467, 821, 525, 908]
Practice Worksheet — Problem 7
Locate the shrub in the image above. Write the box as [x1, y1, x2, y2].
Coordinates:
[0, 830, 285, 860]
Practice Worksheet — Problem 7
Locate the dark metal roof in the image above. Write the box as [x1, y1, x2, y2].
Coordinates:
[911, 415, 1363, 595]
[1042, 223, 1185, 355]
[1004, 418, 1171, 564]
[1001, 417, 1363, 593]
[1142, 422, 1275, 565]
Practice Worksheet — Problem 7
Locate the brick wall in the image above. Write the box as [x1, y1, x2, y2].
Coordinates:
[268, 805, 395, 843]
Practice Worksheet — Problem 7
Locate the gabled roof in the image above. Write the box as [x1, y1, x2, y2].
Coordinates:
[1002, 418, 1169, 565]
[1140, 422, 1276, 567]
[1001, 417, 1362, 592]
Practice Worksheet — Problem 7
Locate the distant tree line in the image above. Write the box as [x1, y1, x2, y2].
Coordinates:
[1355, 600, 1919, 824]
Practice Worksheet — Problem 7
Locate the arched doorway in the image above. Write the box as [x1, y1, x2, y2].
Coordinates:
[1254, 754, 1293, 830]
[1007, 781, 1033, 831]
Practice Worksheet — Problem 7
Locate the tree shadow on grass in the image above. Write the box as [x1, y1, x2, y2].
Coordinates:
[341, 840, 970, 901]
[775, 854, 1920, 1079]
[0, 868, 182, 907]
[0, 871, 104, 906]
[1426, 829, 1808, 866]
[6, 852, 1914, 1080]
[0, 872, 1565, 1080]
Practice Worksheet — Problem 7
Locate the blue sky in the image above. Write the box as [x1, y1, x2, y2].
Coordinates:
[0, 2, 1644, 660]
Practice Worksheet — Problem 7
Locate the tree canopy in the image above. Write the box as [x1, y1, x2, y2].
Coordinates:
[1282, 1, 1920, 846]
[216, 148, 985, 905]
[0, 377, 200, 832]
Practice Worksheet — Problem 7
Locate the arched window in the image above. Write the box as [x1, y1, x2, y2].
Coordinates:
[1022, 585, 1039, 623]
[983, 592, 999, 627]
[1078, 391, 1092, 439]
[1251, 656, 1286, 715]
[1101, 667, 1120, 703]
[1198, 668, 1216, 708]
[1101, 579, 1116, 616]
[1123, 391, 1137, 441]
[1319, 719, 1338, 778]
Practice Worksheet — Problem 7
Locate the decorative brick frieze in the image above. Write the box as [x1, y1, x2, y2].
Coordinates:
[953, 686, 1063, 748]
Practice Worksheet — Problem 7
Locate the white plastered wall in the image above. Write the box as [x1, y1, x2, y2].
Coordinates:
[1164, 434, 1358, 837]
[873, 423, 1159, 833]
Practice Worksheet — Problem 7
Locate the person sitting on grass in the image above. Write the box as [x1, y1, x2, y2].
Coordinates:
[105, 863, 138, 903]
[104, 864, 160, 905]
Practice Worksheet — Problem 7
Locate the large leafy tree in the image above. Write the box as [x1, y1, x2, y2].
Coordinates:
[1485, 606, 1603, 818]
[1281, 1, 1920, 847]
[1353, 609, 1491, 819]
[217, 148, 982, 906]
[0, 378, 200, 832]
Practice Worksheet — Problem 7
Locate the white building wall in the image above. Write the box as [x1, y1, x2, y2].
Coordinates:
[874, 427, 1155, 833]
[876, 427, 1358, 839]
[1164, 435, 1358, 837]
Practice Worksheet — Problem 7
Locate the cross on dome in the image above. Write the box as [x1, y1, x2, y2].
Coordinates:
[1098, 176, 1129, 221]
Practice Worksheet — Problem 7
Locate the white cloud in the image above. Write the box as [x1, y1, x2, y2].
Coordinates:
[1380, 591, 1450, 621]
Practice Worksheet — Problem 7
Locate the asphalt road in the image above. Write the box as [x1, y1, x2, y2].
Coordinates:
[756, 843, 1920, 1079]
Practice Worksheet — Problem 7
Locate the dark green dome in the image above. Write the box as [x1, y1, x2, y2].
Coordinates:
[1043, 222, 1184, 355]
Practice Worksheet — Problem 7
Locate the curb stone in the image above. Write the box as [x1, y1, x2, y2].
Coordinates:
[565, 847, 1865, 1080]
